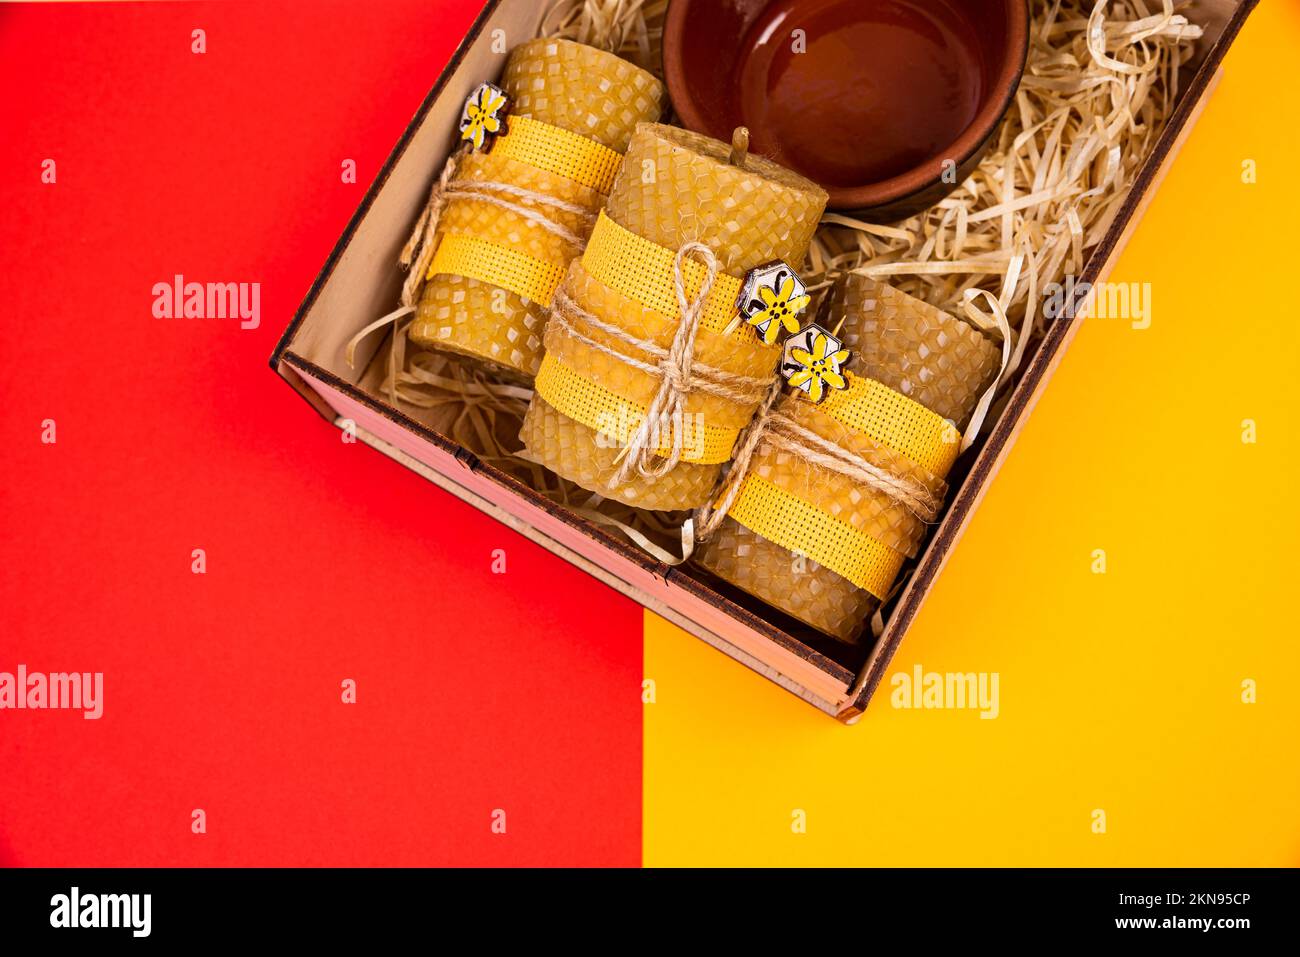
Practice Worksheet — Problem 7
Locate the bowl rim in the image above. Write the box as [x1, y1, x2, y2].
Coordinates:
[662, 0, 1031, 211]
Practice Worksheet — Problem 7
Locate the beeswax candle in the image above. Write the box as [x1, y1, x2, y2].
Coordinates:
[519, 122, 827, 510]
[694, 275, 1002, 642]
[410, 38, 665, 382]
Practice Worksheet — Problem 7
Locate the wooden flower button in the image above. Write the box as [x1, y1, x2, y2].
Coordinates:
[459, 82, 510, 151]
[737, 261, 811, 345]
[781, 325, 851, 403]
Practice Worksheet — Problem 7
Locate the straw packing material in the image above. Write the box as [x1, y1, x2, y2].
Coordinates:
[380, 0, 1201, 614]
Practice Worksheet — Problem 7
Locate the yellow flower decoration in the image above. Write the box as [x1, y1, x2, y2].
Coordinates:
[787, 332, 850, 403]
[459, 83, 508, 151]
[748, 275, 812, 345]
[737, 263, 811, 345]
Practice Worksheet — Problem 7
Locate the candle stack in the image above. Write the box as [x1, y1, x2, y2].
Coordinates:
[410, 38, 665, 382]
[519, 123, 828, 510]
[694, 274, 1002, 642]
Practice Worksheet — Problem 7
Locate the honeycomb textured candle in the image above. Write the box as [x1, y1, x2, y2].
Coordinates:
[410, 38, 664, 382]
[520, 123, 827, 510]
[694, 275, 1001, 642]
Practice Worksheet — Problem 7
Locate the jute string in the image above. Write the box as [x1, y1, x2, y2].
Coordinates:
[395, 145, 597, 310]
[607, 241, 721, 488]
[692, 376, 783, 540]
[763, 416, 945, 519]
[548, 287, 771, 407]
[350, 137, 602, 401]
[398, 149, 462, 309]
[441, 179, 595, 249]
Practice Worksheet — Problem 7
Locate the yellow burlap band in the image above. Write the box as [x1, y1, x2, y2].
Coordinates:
[494, 114, 623, 194]
[427, 115, 624, 306]
[725, 373, 958, 599]
[729, 474, 907, 600]
[581, 212, 748, 338]
[535, 353, 741, 465]
[820, 373, 960, 476]
[427, 233, 566, 306]
[534, 211, 764, 465]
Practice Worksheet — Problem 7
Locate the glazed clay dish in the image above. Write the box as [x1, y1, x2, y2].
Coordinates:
[664, 0, 1030, 220]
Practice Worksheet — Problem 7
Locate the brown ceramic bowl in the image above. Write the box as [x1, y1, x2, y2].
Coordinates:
[664, 0, 1029, 221]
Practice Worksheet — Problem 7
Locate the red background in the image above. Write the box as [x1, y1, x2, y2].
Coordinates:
[0, 0, 643, 866]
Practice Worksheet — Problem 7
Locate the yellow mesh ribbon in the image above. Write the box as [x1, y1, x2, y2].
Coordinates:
[427, 233, 565, 306]
[581, 211, 748, 339]
[494, 115, 623, 195]
[728, 474, 905, 600]
[820, 373, 960, 476]
[535, 352, 740, 465]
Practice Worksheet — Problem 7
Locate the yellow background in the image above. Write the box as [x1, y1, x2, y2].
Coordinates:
[644, 1, 1300, 867]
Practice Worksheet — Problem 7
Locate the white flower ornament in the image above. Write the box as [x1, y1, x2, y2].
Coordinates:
[737, 261, 811, 345]
[459, 82, 509, 151]
[781, 325, 851, 403]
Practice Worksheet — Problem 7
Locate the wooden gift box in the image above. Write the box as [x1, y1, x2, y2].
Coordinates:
[272, 0, 1259, 721]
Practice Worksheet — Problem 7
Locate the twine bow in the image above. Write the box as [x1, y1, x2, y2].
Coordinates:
[609, 241, 720, 488]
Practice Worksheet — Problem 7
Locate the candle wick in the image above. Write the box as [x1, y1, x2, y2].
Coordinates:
[729, 127, 750, 167]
